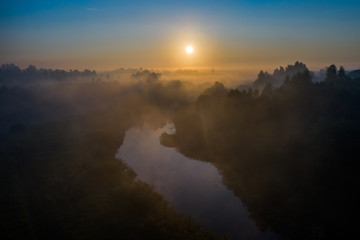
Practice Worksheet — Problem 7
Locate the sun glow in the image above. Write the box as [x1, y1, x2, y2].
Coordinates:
[186, 45, 194, 54]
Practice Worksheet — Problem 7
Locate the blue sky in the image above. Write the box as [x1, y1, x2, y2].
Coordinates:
[1, 0, 360, 70]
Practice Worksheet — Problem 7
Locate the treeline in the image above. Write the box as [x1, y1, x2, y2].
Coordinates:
[253, 61, 309, 89]
[252, 61, 360, 90]
[0, 63, 96, 85]
[161, 63, 360, 239]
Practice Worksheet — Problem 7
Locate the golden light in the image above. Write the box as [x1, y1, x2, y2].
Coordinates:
[186, 45, 194, 54]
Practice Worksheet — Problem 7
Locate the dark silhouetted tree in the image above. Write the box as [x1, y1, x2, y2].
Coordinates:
[261, 83, 274, 98]
[325, 64, 337, 84]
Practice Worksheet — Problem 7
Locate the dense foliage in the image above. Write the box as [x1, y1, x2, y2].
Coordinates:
[0, 72, 220, 240]
[161, 65, 360, 239]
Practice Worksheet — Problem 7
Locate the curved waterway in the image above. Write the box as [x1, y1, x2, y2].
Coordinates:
[116, 123, 280, 240]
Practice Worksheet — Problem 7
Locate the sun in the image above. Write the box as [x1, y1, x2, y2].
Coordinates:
[186, 45, 194, 54]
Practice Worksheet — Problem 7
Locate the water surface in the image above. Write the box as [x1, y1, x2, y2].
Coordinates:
[116, 123, 279, 240]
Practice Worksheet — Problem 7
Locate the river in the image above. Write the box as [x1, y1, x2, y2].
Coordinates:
[116, 123, 280, 240]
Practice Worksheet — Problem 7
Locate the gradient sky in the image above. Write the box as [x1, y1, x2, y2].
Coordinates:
[1, 0, 360, 71]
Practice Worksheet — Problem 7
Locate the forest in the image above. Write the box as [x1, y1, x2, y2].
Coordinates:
[1, 62, 360, 239]
[0, 66, 219, 239]
[161, 63, 360, 239]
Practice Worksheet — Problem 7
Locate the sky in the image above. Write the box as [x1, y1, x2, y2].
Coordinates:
[1, 0, 360, 71]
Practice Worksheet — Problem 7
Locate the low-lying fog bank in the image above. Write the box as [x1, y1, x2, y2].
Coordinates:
[1, 61, 360, 239]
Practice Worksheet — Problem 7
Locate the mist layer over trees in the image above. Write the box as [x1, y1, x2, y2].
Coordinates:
[0, 66, 220, 240]
[1, 62, 360, 239]
[161, 63, 360, 239]
[0, 64, 97, 86]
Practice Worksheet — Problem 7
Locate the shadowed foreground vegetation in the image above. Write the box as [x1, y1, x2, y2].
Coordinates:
[0, 71, 221, 240]
[2, 62, 360, 240]
[161, 64, 360, 240]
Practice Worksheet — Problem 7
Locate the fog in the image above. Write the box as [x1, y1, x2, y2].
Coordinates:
[1, 62, 360, 240]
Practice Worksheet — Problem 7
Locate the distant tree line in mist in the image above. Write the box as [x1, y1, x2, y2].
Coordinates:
[252, 61, 360, 90]
[0, 63, 96, 85]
